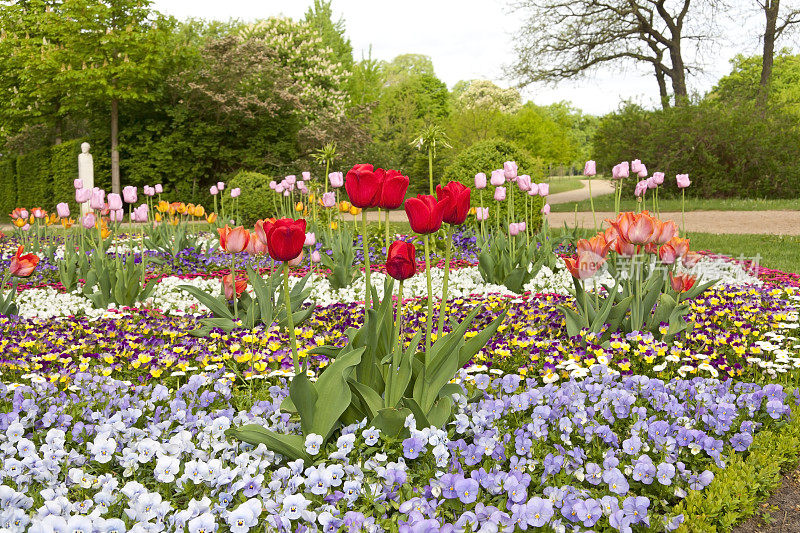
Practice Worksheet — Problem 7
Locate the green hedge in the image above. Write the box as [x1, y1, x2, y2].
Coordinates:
[0, 157, 16, 217]
[15, 147, 52, 210]
[442, 139, 545, 231]
[675, 398, 800, 532]
[592, 100, 800, 199]
[51, 139, 84, 218]
[228, 170, 276, 225]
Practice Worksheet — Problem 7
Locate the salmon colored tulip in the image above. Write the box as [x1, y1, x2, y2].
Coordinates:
[254, 218, 277, 245]
[608, 211, 657, 245]
[222, 273, 247, 300]
[577, 234, 612, 259]
[669, 273, 697, 292]
[564, 252, 603, 280]
[9, 246, 39, 277]
[658, 243, 679, 265]
[665, 237, 690, 259]
[651, 220, 678, 245]
[218, 226, 250, 253]
[683, 251, 702, 268]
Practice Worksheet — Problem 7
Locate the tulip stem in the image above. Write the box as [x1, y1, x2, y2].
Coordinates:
[428, 148, 434, 195]
[681, 189, 686, 236]
[283, 262, 300, 374]
[437, 225, 453, 341]
[385, 209, 390, 253]
[588, 179, 597, 232]
[231, 253, 238, 321]
[423, 234, 433, 361]
[362, 209, 372, 319]
[394, 280, 404, 367]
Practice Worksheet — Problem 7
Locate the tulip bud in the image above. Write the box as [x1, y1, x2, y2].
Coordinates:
[154, 184, 163, 194]
[490, 170, 505, 187]
[90, 189, 105, 210]
[230, 188, 241, 198]
[517, 175, 531, 192]
[541, 204, 551, 215]
[322, 192, 336, 208]
[311, 250, 321, 263]
[73, 179, 83, 189]
[210, 186, 218, 195]
[676, 174, 691, 188]
[476, 206, 489, 221]
[538, 183, 549, 197]
[217, 181, 225, 191]
[494, 186, 506, 201]
[503, 161, 518, 180]
[122, 186, 137, 204]
[583, 160, 596, 177]
[56, 203, 70, 218]
[474, 173, 487, 189]
[302, 171, 311, 181]
[509, 222, 520, 236]
[329, 172, 344, 188]
[528, 183, 540, 196]
[107, 193, 123, 211]
[269, 180, 277, 190]
[304, 232, 316, 246]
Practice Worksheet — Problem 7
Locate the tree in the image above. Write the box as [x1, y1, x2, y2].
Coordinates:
[509, 0, 720, 107]
[304, 0, 353, 69]
[447, 80, 520, 151]
[713, 52, 800, 115]
[754, 0, 800, 104]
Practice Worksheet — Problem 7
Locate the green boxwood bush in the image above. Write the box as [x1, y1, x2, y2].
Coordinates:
[51, 139, 84, 218]
[442, 139, 545, 231]
[0, 157, 16, 217]
[227, 170, 277, 225]
[15, 147, 52, 209]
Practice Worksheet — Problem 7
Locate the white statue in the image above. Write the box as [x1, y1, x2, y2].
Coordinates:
[78, 142, 94, 217]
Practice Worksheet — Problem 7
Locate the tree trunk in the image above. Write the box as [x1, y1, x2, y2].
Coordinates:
[111, 98, 120, 194]
[655, 65, 670, 109]
[759, 0, 779, 106]
[669, 43, 689, 105]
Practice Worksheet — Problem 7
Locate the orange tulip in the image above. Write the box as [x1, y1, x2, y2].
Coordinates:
[60, 218, 75, 229]
[339, 201, 351, 213]
[13, 218, 26, 228]
[295, 202, 304, 212]
[206, 213, 217, 224]
[222, 273, 247, 300]
[669, 273, 697, 292]
[218, 225, 249, 253]
[349, 206, 360, 216]
[9, 246, 39, 277]
[577, 234, 612, 259]
[155, 212, 163, 222]
[651, 220, 678, 245]
[254, 218, 276, 245]
[665, 237, 690, 259]
[46, 213, 58, 226]
[9, 208, 28, 220]
[564, 251, 604, 280]
[157, 200, 170, 213]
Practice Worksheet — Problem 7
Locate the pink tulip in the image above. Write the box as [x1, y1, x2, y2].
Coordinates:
[494, 186, 506, 201]
[154, 184, 163, 194]
[283, 190, 290, 197]
[311, 250, 321, 263]
[322, 192, 336, 207]
[646, 177, 657, 189]
[503, 161, 518, 180]
[302, 171, 311, 181]
[612, 162, 629, 180]
[474, 173, 487, 189]
[82, 213, 96, 229]
[509, 222, 520, 236]
[285, 175, 296, 185]
[110, 209, 124, 222]
[90, 189, 105, 210]
[677, 174, 691, 188]
[517, 175, 532, 192]
[518, 221, 526, 232]
[583, 160, 596, 176]
[304, 232, 316, 246]
[638, 165, 648, 178]
[76, 188, 91, 204]
[230, 188, 241, 198]
[107, 193, 123, 211]
[329, 172, 344, 188]
[652, 172, 665, 185]
[122, 186, 137, 204]
[73, 179, 83, 189]
[275, 183, 285, 193]
[635, 180, 648, 197]
[490, 170, 505, 187]
[216, 181, 225, 191]
[538, 183, 549, 197]
[541, 204, 551, 215]
[143, 185, 155, 197]
[528, 183, 540, 196]
[269, 180, 277, 190]
[476, 207, 489, 221]
[297, 182, 308, 194]
[133, 204, 149, 222]
[20, 223, 30, 232]
[56, 203, 70, 218]
[631, 159, 642, 174]
[210, 186, 219, 195]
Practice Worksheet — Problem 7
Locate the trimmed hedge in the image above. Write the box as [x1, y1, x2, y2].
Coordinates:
[15, 147, 52, 210]
[51, 139, 84, 218]
[442, 139, 545, 231]
[228, 170, 276, 225]
[0, 157, 16, 217]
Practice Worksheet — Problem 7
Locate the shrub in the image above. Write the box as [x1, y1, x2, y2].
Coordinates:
[51, 140, 84, 218]
[0, 157, 16, 217]
[592, 100, 800, 199]
[442, 139, 545, 231]
[15, 147, 52, 209]
[227, 170, 277, 225]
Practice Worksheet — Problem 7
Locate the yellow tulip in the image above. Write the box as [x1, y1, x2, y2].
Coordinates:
[60, 218, 75, 228]
[339, 201, 351, 212]
[330, 221, 338, 230]
[157, 200, 169, 213]
[13, 218, 26, 228]
[155, 212, 162, 222]
[206, 212, 217, 224]
[295, 202, 304, 212]
[349, 206, 360, 216]
[194, 205, 205, 217]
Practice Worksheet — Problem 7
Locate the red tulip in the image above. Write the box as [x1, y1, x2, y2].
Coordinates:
[9, 246, 39, 278]
[379, 170, 409, 210]
[386, 240, 416, 281]
[265, 218, 307, 262]
[404, 194, 446, 235]
[436, 181, 471, 225]
[669, 273, 697, 293]
[222, 273, 247, 300]
[345, 164, 381, 208]
[218, 226, 250, 253]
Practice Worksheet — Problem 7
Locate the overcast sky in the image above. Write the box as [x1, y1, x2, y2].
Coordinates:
[152, 0, 769, 115]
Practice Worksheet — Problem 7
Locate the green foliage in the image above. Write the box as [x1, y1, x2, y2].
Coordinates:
[15, 147, 52, 209]
[593, 99, 800, 199]
[50, 140, 83, 217]
[228, 282, 507, 460]
[477, 225, 561, 293]
[713, 52, 800, 115]
[82, 250, 156, 309]
[0, 158, 17, 216]
[442, 139, 545, 230]
[674, 399, 800, 532]
[319, 226, 358, 289]
[227, 170, 277, 225]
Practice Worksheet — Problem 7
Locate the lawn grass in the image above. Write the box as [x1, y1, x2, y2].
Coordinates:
[546, 176, 584, 195]
[686, 232, 800, 274]
[550, 194, 800, 213]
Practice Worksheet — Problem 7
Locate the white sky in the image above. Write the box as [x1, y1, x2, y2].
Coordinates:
[152, 0, 776, 115]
